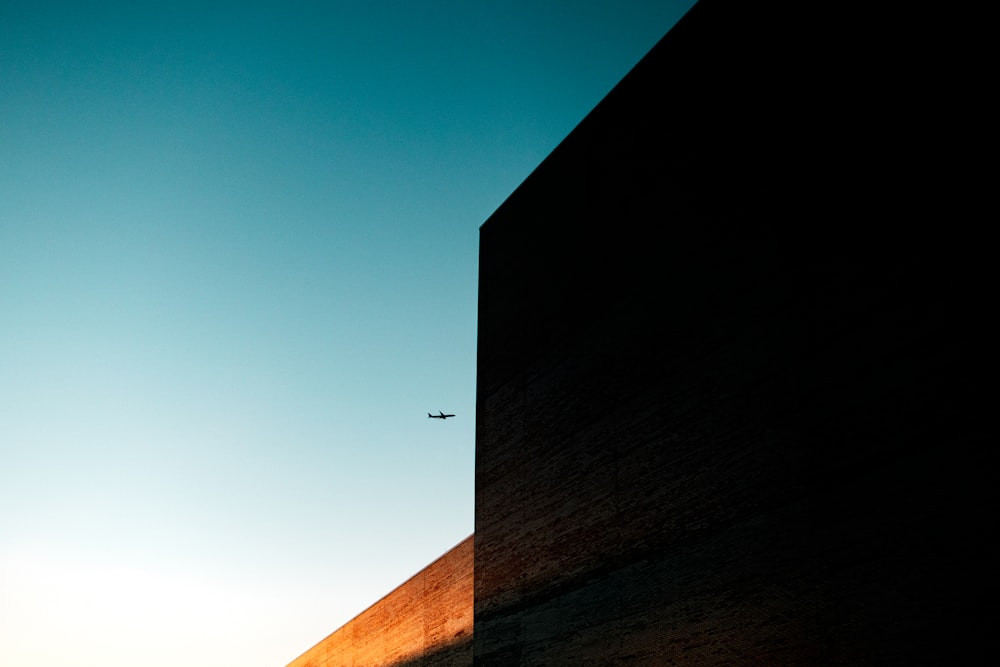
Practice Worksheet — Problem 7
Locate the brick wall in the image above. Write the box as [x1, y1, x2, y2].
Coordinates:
[286, 535, 473, 667]
[475, 0, 988, 664]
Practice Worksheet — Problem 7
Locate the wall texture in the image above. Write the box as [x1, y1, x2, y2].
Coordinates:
[286, 535, 473, 667]
[475, 0, 988, 664]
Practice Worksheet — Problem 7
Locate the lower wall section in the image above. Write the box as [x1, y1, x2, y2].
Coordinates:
[286, 536, 473, 667]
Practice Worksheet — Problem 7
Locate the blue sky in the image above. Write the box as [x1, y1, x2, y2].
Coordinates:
[1, 2, 695, 665]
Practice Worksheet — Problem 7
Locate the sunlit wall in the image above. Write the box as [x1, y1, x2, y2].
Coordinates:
[285, 535, 472, 667]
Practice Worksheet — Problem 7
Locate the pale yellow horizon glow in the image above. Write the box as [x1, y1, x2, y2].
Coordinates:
[0, 548, 328, 667]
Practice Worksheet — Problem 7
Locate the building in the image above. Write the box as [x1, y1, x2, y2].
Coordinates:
[288, 0, 988, 664]
[475, 0, 987, 663]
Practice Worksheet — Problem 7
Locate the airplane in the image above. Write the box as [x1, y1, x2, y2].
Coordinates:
[428, 411, 455, 419]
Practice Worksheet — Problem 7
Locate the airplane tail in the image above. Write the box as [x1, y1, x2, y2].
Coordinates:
[428, 413, 432, 418]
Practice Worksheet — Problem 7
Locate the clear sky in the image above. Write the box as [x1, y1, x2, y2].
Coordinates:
[1, 2, 695, 665]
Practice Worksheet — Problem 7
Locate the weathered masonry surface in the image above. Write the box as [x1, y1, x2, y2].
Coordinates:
[285, 535, 473, 667]
[475, 0, 988, 664]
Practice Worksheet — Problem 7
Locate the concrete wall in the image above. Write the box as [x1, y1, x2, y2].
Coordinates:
[475, 0, 988, 664]
[286, 535, 473, 667]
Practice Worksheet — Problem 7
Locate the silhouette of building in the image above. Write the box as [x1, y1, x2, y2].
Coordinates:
[475, 0, 987, 663]
[286, 0, 987, 664]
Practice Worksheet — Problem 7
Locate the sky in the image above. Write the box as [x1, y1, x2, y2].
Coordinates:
[0, 2, 695, 665]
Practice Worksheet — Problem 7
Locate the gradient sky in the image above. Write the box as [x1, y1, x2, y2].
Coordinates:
[1, 2, 695, 665]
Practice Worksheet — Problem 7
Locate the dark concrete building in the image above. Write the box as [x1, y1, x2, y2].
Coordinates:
[475, 0, 989, 664]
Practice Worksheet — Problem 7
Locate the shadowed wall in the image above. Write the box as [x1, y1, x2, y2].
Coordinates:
[475, 0, 988, 664]
[286, 536, 473, 667]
